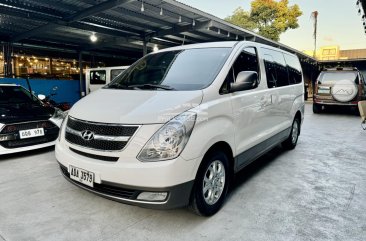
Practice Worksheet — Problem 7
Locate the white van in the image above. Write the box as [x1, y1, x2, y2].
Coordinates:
[56, 41, 305, 216]
[86, 66, 129, 94]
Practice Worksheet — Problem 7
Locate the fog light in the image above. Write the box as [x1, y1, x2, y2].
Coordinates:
[137, 192, 168, 201]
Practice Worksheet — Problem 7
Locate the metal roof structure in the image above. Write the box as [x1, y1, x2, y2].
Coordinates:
[0, 0, 316, 63]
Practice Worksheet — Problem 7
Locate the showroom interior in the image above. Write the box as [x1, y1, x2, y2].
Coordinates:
[1, 0, 366, 240]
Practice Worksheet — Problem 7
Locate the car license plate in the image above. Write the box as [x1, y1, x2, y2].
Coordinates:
[69, 166, 94, 187]
[318, 88, 330, 94]
[19, 128, 44, 139]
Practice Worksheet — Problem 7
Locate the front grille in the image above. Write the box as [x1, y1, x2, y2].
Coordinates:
[0, 121, 57, 134]
[65, 132, 127, 150]
[67, 117, 138, 136]
[65, 117, 138, 151]
[59, 164, 137, 199]
[69, 147, 119, 162]
[0, 121, 59, 149]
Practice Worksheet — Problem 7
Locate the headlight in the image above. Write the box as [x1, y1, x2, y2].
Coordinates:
[53, 108, 67, 120]
[137, 112, 197, 162]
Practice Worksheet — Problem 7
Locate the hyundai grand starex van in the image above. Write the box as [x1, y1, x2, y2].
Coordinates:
[56, 41, 305, 216]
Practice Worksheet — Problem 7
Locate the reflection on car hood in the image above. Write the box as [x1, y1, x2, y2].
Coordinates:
[0, 103, 55, 124]
[69, 89, 203, 124]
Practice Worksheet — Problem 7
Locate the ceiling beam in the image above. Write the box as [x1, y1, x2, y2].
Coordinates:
[150, 21, 211, 39]
[10, 0, 135, 42]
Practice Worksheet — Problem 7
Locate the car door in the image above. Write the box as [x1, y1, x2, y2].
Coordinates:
[225, 46, 273, 170]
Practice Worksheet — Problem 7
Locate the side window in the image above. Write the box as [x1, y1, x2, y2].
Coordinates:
[263, 54, 277, 89]
[262, 48, 290, 88]
[90, 70, 106, 85]
[220, 47, 260, 94]
[284, 54, 302, 84]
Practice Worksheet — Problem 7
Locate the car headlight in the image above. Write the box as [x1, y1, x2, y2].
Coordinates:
[137, 112, 197, 162]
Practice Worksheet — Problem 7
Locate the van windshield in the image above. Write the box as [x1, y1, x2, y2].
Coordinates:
[105, 48, 231, 91]
[320, 72, 357, 84]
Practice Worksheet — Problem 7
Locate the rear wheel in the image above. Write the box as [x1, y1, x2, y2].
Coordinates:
[282, 118, 300, 150]
[313, 103, 321, 114]
[190, 151, 230, 216]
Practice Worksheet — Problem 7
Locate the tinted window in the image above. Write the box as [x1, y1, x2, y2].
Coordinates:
[284, 54, 302, 84]
[262, 48, 290, 88]
[221, 47, 260, 94]
[107, 48, 231, 91]
[0, 86, 38, 104]
[90, 70, 106, 85]
[263, 53, 277, 89]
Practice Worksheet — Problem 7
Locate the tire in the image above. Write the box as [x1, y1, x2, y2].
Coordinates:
[190, 151, 230, 216]
[313, 103, 321, 114]
[282, 118, 300, 150]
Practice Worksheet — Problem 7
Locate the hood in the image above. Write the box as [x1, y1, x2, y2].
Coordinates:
[0, 103, 55, 124]
[69, 89, 203, 124]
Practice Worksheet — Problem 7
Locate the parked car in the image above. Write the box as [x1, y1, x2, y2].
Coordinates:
[0, 84, 66, 155]
[313, 67, 366, 113]
[56, 41, 305, 216]
[86, 66, 129, 94]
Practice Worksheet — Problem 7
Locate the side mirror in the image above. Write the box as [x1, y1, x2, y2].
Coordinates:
[38, 94, 46, 100]
[230, 71, 258, 93]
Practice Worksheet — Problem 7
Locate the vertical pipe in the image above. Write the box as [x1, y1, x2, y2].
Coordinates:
[78, 52, 84, 98]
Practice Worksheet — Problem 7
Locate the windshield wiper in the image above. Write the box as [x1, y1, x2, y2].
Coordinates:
[128, 84, 175, 90]
[106, 83, 131, 89]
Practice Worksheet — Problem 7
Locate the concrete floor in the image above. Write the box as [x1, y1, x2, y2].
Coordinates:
[0, 103, 365, 241]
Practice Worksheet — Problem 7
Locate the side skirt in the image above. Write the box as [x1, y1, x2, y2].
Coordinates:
[234, 128, 291, 173]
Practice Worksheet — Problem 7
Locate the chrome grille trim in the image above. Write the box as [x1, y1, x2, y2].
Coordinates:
[65, 127, 130, 142]
[64, 116, 140, 152]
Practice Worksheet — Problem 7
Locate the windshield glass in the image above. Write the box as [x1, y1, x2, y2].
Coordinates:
[105, 48, 231, 91]
[320, 72, 357, 84]
[0, 86, 39, 105]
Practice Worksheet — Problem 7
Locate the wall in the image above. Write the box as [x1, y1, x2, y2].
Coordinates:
[0, 78, 81, 104]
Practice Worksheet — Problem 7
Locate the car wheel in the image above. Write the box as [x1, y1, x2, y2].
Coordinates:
[313, 103, 321, 114]
[282, 118, 300, 150]
[190, 151, 230, 216]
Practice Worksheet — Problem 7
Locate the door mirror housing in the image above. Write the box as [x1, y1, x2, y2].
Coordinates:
[230, 71, 258, 93]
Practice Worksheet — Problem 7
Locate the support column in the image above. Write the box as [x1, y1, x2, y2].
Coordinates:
[3, 43, 13, 77]
[78, 52, 85, 97]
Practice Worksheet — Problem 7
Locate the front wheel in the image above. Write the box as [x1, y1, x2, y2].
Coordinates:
[190, 151, 230, 216]
[282, 118, 300, 150]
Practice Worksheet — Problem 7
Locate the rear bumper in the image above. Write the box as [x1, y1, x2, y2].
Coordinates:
[313, 99, 359, 106]
[59, 163, 194, 209]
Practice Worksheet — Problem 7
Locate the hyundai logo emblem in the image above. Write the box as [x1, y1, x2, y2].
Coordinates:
[81, 130, 94, 141]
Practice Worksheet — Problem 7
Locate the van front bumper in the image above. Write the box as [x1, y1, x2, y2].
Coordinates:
[59, 163, 194, 209]
[55, 139, 200, 209]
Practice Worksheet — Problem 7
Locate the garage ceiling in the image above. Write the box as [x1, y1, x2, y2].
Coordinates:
[0, 0, 316, 62]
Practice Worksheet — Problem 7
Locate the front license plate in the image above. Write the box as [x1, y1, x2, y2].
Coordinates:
[19, 128, 44, 139]
[69, 166, 94, 187]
